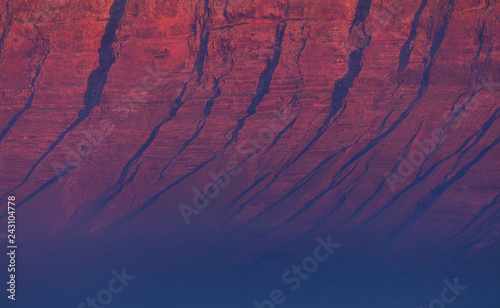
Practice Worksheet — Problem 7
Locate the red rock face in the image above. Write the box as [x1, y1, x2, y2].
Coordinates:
[0, 0, 499, 306]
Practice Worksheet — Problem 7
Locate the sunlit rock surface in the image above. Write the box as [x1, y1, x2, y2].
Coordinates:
[0, 0, 499, 307]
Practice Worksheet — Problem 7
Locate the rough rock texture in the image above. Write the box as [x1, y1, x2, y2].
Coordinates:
[0, 0, 499, 306]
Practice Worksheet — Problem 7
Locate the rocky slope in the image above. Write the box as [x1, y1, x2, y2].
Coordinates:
[0, 0, 499, 306]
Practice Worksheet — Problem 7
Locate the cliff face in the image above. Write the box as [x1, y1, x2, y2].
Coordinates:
[0, 0, 500, 306]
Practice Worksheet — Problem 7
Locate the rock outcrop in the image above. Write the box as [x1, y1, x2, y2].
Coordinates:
[0, 0, 499, 306]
